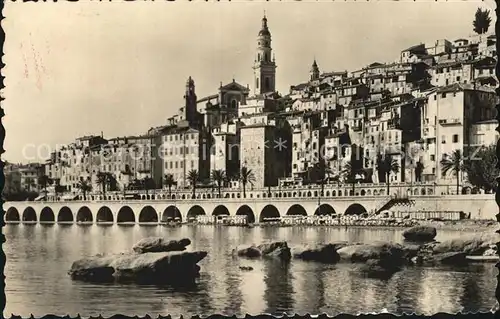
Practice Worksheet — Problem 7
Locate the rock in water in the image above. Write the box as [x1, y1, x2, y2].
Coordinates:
[403, 226, 437, 242]
[69, 251, 207, 284]
[235, 242, 291, 261]
[293, 244, 340, 263]
[337, 242, 407, 278]
[132, 237, 191, 254]
[430, 234, 498, 256]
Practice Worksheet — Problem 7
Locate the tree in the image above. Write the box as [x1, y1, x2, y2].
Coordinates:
[239, 166, 255, 198]
[77, 177, 92, 201]
[473, 8, 491, 35]
[342, 161, 357, 194]
[54, 178, 66, 198]
[187, 169, 199, 199]
[463, 145, 498, 193]
[164, 173, 176, 198]
[142, 176, 156, 196]
[440, 149, 464, 195]
[37, 175, 51, 194]
[377, 154, 400, 195]
[211, 169, 226, 198]
[415, 161, 424, 182]
[96, 172, 113, 196]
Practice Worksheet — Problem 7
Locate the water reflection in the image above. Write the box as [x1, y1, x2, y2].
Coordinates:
[3, 224, 497, 317]
[263, 260, 295, 315]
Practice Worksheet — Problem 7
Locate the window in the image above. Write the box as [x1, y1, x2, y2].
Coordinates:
[441, 93, 446, 98]
[256, 78, 259, 89]
[430, 154, 435, 161]
[456, 76, 461, 82]
[452, 134, 459, 143]
[231, 100, 237, 109]
[441, 135, 446, 144]
[180, 162, 183, 168]
[265, 77, 270, 91]
[175, 162, 178, 169]
[433, 95, 437, 100]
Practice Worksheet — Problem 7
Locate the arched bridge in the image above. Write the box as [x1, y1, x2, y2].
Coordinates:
[3, 196, 390, 224]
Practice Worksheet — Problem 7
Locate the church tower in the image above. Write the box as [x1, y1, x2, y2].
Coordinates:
[253, 13, 277, 95]
[310, 59, 320, 81]
[184, 76, 198, 125]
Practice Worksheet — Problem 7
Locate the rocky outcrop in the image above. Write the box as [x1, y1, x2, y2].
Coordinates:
[428, 234, 497, 256]
[293, 244, 341, 263]
[337, 242, 407, 278]
[69, 237, 207, 284]
[132, 237, 191, 254]
[403, 226, 437, 242]
[235, 241, 291, 261]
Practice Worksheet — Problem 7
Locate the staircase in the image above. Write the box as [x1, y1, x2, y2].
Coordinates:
[374, 195, 415, 215]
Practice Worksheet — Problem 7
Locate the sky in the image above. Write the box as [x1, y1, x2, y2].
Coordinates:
[2, 0, 496, 163]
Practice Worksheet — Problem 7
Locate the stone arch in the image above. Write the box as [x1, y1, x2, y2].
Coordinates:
[162, 206, 182, 222]
[187, 205, 206, 221]
[77, 206, 93, 222]
[427, 188, 434, 195]
[345, 203, 367, 215]
[314, 204, 337, 216]
[22, 207, 37, 222]
[283, 192, 287, 198]
[349, 190, 354, 196]
[40, 207, 55, 222]
[293, 192, 297, 197]
[373, 190, 378, 196]
[213, 205, 230, 216]
[6, 207, 20, 222]
[57, 206, 74, 222]
[360, 190, 366, 196]
[231, 193, 235, 198]
[326, 191, 330, 197]
[421, 188, 426, 195]
[236, 205, 255, 223]
[259, 204, 280, 222]
[225, 193, 230, 198]
[366, 190, 372, 196]
[97, 206, 113, 222]
[338, 190, 342, 196]
[286, 204, 307, 216]
[413, 188, 419, 195]
[332, 190, 337, 196]
[139, 206, 158, 223]
[379, 189, 386, 196]
[307, 191, 312, 197]
[117, 206, 135, 223]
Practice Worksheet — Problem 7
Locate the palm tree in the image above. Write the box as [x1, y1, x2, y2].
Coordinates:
[77, 177, 92, 201]
[37, 175, 50, 194]
[187, 169, 199, 199]
[96, 171, 112, 197]
[342, 161, 356, 194]
[239, 166, 255, 198]
[415, 161, 424, 182]
[211, 169, 226, 198]
[381, 154, 400, 194]
[164, 173, 176, 198]
[473, 8, 491, 35]
[440, 150, 464, 195]
[142, 176, 156, 196]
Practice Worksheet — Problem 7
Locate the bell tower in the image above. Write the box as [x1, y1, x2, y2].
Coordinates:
[310, 59, 320, 81]
[253, 13, 277, 95]
[184, 76, 198, 125]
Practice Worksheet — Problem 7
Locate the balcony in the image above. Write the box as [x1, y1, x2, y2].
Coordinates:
[439, 118, 461, 126]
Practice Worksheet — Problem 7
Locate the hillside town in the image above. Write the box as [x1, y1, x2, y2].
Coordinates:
[4, 13, 498, 201]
